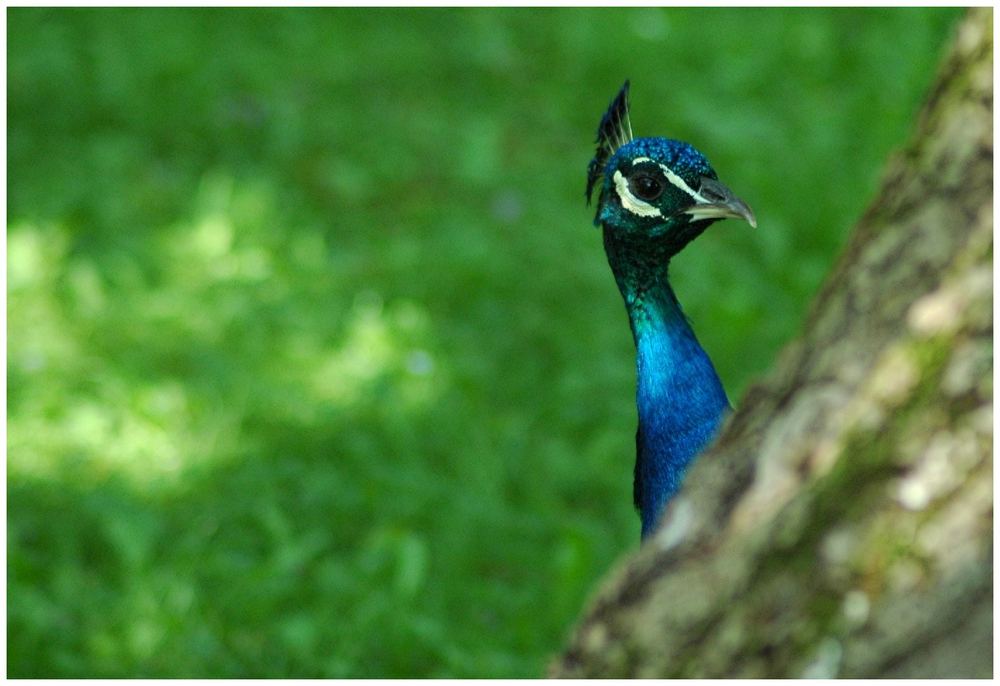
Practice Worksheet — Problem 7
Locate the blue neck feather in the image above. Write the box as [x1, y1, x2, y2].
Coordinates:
[603, 231, 730, 538]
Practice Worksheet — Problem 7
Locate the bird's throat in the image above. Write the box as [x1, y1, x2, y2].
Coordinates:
[603, 230, 730, 538]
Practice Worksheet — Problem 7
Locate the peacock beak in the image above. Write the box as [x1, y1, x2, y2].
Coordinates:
[682, 178, 757, 228]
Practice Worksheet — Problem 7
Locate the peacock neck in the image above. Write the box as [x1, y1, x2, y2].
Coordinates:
[603, 230, 731, 538]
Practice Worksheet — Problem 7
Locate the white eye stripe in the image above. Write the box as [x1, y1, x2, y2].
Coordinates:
[658, 163, 708, 204]
[613, 170, 662, 218]
[629, 157, 708, 204]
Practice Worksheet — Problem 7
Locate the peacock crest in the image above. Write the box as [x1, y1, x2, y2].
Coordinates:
[586, 80, 633, 205]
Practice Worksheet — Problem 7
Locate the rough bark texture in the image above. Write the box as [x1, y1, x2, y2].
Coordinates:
[551, 8, 992, 679]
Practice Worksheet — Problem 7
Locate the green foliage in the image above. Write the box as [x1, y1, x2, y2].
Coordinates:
[8, 7, 960, 677]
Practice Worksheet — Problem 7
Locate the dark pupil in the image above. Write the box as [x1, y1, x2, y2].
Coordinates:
[631, 174, 663, 201]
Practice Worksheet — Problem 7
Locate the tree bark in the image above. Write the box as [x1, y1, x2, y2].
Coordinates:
[551, 8, 992, 679]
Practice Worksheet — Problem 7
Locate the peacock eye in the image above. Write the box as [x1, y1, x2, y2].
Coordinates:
[629, 173, 664, 202]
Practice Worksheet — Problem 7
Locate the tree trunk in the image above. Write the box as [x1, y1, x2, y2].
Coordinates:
[550, 8, 992, 679]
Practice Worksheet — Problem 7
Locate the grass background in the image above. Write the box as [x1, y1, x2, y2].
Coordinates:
[8, 7, 962, 678]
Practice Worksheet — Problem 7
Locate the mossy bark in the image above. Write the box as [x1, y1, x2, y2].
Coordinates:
[550, 8, 992, 679]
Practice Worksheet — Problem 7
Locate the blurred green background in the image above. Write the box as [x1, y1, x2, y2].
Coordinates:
[8, 7, 961, 678]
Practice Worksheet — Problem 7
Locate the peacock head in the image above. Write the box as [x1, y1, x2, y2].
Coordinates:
[587, 81, 756, 256]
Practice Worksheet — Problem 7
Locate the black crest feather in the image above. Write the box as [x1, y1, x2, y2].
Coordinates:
[586, 80, 633, 205]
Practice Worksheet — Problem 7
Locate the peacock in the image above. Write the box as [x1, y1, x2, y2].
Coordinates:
[586, 81, 756, 539]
